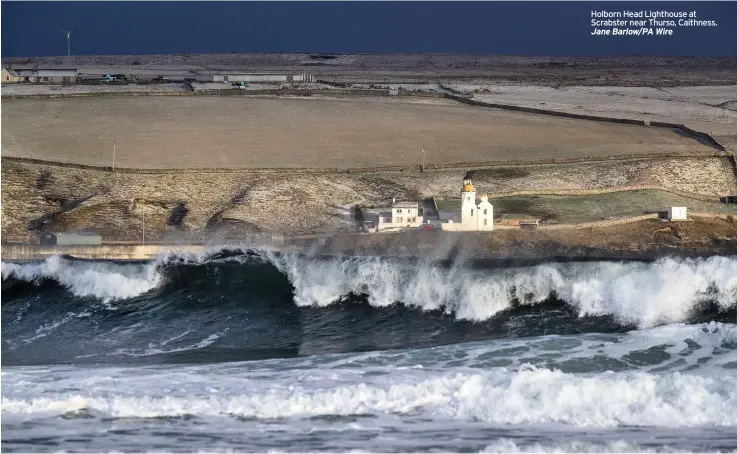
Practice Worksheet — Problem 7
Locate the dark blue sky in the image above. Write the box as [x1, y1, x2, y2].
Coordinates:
[3, 1, 736, 57]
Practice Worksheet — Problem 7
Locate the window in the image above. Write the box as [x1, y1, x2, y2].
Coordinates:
[483, 209, 487, 215]
[471, 209, 474, 216]
[484, 219, 488, 226]
[396, 217, 403, 224]
[467, 197, 470, 201]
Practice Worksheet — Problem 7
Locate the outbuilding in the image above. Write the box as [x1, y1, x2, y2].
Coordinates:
[210, 72, 315, 83]
[40, 232, 102, 245]
[667, 206, 688, 221]
[15, 68, 78, 84]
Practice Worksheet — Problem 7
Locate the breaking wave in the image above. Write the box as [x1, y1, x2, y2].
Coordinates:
[1, 255, 161, 301]
[4, 364, 737, 428]
[2, 252, 736, 328]
[266, 252, 737, 327]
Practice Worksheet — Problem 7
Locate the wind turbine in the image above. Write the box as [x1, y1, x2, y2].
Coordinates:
[61, 30, 72, 57]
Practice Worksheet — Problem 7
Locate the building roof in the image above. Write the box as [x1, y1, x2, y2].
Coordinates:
[392, 201, 418, 208]
[2, 67, 18, 76]
[15, 69, 77, 77]
[46, 231, 101, 237]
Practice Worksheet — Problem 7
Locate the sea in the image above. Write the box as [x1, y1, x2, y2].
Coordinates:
[2, 249, 737, 453]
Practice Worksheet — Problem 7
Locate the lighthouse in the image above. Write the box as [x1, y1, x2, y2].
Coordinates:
[460, 174, 477, 229]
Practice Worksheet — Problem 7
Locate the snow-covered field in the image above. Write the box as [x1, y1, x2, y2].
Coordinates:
[1, 83, 189, 96]
[447, 84, 737, 134]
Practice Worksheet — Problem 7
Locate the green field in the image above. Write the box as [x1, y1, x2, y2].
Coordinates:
[489, 190, 734, 223]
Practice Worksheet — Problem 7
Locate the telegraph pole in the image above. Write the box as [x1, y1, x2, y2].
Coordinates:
[142, 208, 145, 246]
[112, 140, 116, 172]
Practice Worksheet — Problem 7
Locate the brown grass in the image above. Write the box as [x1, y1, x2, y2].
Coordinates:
[1, 96, 714, 169]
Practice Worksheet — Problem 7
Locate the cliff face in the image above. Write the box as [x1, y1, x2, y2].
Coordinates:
[2, 156, 735, 243]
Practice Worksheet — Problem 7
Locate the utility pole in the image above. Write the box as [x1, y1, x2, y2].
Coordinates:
[421, 147, 425, 171]
[142, 207, 145, 246]
[112, 140, 116, 172]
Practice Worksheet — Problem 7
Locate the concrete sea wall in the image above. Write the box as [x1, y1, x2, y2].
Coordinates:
[1, 244, 207, 262]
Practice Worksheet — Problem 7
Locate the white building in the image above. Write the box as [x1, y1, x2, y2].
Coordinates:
[377, 200, 424, 231]
[210, 73, 315, 83]
[667, 206, 688, 221]
[439, 176, 494, 231]
[14, 68, 77, 84]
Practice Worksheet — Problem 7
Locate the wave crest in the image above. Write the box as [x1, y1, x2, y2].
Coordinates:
[1, 256, 161, 300]
[264, 253, 737, 328]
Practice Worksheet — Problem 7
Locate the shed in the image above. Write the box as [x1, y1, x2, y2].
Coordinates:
[40, 232, 102, 245]
[667, 206, 688, 221]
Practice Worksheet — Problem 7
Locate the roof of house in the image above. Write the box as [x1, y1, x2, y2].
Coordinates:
[2, 67, 18, 76]
[392, 201, 419, 209]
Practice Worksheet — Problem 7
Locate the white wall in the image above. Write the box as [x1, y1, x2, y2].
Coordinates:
[392, 206, 419, 226]
[477, 199, 494, 231]
[668, 206, 688, 220]
[460, 190, 477, 230]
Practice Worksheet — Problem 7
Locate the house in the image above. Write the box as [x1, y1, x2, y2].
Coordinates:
[40, 232, 102, 245]
[1, 67, 20, 83]
[434, 176, 494, 231]
[667, 206, 688, 221]
[14, 68, 78, 84]
[210, 72, 315, 83]
[377, 200, 424, 231]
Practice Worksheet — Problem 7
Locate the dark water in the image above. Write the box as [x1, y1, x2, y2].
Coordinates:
[2, 251, 737, 452]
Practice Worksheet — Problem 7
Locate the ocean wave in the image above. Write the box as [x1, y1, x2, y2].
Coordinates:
[1, 255, 162, 301]
[306, 322, 737, 373]
[3, 252, 736, 328]
[264, 253, 737, 328]
[479, 439, 735, 453]
[4, 365, 736, 428]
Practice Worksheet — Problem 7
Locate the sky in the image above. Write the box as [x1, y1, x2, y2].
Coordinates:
[2, 1, 736, 57]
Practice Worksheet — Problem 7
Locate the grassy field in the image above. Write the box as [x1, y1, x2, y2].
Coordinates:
[490, 190, 736, 224]
[1, 96, 715, 169]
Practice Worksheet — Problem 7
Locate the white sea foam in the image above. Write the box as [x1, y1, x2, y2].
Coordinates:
[479, 439, 734, 453]
[3, 365, 736, 428]
[1, 256, 161, 300]
[264, 253, 737, 327]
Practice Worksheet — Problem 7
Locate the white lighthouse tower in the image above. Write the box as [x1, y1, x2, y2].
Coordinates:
[460, 175, 477, 229]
